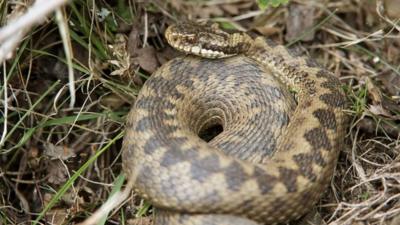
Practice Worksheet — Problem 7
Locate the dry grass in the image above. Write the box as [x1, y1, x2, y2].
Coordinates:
[0, 0, 399, 225]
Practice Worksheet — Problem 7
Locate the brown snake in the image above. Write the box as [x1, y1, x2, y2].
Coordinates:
[122, 22, 347, 225]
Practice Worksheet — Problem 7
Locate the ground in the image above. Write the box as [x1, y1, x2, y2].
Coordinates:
[0, 0, 400, 225]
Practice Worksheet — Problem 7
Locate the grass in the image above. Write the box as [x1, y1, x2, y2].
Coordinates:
[1, 0, 400, 225]
[32, 131, 124, 225]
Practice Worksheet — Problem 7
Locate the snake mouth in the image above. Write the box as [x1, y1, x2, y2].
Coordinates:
[175, 44, 231, 59]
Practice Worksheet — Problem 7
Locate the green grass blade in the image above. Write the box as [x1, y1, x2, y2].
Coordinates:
[32, 131, 124, 224]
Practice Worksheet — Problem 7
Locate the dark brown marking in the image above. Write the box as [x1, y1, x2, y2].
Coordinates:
[169, 87, 185, 100]
[303, 79, 316, 95]
[190, 154, 221, 182]
[296, 151, 326, 168]
[158, 112, 175, 121]
[278, 167, 299, 193]
[144, 76, 170, 92]
[287, 45, 305, 58]
[313, 150, 326, 166]
[180, 78, 195, 89]
[292, 153, 317, 182]
[143, 136, 163, 155]
[224, 161, 248, 191]
[316, 69, 334, 79]
[298, 71, 309, 79]
[304, 127, 332, 151]
[134, 96, 157, 109]
[320, 91, 346, 108]
[316, 70, 341, 90]
[313, 108, 337, 130]
[160, 147, 199, 167]
[162, 99, 177, 110]
[137, 165, 154, 184]
[321, 81, 338, 91]
[280, 141, 295, 152]
[253, 166, 278, 194]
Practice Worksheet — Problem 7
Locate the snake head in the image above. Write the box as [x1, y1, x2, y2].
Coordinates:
[165, 22, 253, 59]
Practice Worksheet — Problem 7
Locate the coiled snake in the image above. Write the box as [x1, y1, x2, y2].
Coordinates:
[122, 22, 347, 225]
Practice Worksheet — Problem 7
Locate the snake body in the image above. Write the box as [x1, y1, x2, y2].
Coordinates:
[122, 22, 347, 225]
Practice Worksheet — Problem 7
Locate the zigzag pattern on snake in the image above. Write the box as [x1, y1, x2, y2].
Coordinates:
[122, 22, 347, 225]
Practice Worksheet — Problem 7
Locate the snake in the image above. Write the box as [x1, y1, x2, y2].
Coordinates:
[121, 21, 347, 225]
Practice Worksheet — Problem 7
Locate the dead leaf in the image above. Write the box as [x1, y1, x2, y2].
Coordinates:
[364, 76, 383, 104]
[199, 6, 224, 17]
[368, 104, 392, 117]
[254, 26, 282, 36]
[285, 2, 316, 42]
[221, 4, 239, 15]
[132, 46, 159, 73]
[156, 45, 179, 66]
[169, 0, 184, 11]
[43, 143, 76, 160]
[109, 34, 131, 76]
[47, 161, 68, 185]
[384, 0, 400, 19]
[128, 24, 141, 56]
[44, 208, 68, 225]
[28, 147, 40, 169]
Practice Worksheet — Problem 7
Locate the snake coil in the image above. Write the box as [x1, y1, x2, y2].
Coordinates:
[122, 22, 347, 225]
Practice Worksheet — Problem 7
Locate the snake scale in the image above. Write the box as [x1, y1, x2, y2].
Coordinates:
[122, 22, 347, 225]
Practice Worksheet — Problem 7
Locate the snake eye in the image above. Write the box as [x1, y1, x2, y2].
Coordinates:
[170, 35, 179, 43]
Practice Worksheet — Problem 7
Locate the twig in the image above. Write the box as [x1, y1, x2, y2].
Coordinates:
[55, 7, 75, 108]
[0, 0, 69, 42]
[0, 0, 70, 63]
[0, 62, 8, 147]
[79, 179, 135, 225]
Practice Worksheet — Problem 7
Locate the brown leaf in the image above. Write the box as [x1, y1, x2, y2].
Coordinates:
[128, 24, 141, 57]
[133, 46, 159, 73]
[109, 34, 131, 76]
[196, 6, 224, 18]
[43, 143, 76, 160]
[156, 45, 180, 65]
[169, 0, 184, 11]
[254, 26, 282, 36]
[285, 2, 316, 42]
[384, 0, 400, 19]
[47, 161, 68, 185]
[364, 76, 383, 104]
[44, 208, 68, 225]
[368, 104, 392, 117]
[221, 4, 239, 15]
